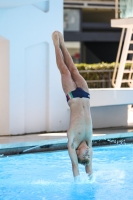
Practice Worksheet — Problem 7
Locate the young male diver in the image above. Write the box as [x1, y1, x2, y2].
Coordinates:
[52, 31, 93, 181]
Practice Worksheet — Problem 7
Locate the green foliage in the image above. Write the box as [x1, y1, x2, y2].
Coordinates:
[75, 62, 131, 70]
[75, 62, 132, 88]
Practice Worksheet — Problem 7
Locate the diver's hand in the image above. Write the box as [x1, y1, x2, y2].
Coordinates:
[74, 175, 80, 182]
[87, 173, 93, 180]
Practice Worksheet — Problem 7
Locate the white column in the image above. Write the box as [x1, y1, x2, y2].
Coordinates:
[0, 36, 10, 135]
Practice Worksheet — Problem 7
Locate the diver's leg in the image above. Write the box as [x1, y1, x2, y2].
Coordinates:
[52, 31, 76, 94]
[58, 31, 88, 92]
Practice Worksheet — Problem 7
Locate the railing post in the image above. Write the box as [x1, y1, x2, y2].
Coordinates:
[115, 0, 119, 19]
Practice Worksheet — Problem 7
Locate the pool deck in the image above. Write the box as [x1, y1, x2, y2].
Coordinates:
[0, 127, 133, 155]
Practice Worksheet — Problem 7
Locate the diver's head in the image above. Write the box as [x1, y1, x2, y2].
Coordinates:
[76, 141, 91, 165]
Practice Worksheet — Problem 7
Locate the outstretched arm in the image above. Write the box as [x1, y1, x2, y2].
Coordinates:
[68, 141, 79, 178]
[85, 125, 93, 174]
[85, 147, 93, 179]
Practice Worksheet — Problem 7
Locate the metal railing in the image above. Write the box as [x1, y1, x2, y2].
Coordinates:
[64, 0, 120, 17]
[115, 0, 119, 18]
[79, 69, 113, 88]
[79, 68, 132, 88]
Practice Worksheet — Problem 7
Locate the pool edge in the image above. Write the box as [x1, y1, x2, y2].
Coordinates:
[0, 132, 133, 156]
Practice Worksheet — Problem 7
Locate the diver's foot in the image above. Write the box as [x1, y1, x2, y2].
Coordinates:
[52, 31, 59, 46]
[58, 31, 65, 48]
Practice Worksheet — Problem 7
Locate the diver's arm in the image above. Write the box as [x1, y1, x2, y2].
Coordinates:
[85, 162, 92, 175]
[86, 127, 93, 172]
[68, 141, 79, 177]
[85, 147, 93, 177]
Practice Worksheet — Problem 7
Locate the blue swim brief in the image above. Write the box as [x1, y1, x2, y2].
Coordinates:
[66, 87, 90, 102]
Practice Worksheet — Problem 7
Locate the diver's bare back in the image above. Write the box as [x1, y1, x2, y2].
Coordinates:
[67, 97, 92, 149]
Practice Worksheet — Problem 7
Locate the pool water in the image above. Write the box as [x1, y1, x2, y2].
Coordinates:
[0, 144, 133, 200]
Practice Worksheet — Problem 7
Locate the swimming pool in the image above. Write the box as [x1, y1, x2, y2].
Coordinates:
[0, 144, 133, 200]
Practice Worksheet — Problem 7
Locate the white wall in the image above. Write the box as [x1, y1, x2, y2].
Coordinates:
[25, 42, 48, 133]
[90, 88, 133, 128]
[0, 0, 65, 135]
[91, 105, 128, 129]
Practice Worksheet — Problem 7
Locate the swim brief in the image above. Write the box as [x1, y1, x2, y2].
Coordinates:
[66, 87, 90, 102]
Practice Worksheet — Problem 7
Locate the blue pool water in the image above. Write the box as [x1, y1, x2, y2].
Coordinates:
[0, 144, 133, 200]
